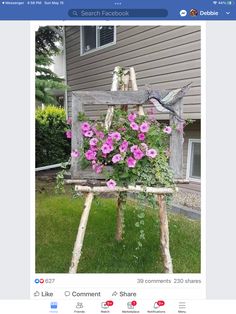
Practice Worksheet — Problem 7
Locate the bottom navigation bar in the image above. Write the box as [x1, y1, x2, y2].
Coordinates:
[0, 300, 236, 314]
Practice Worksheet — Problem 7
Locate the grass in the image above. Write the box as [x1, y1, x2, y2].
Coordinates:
[36, 182, 200, 273]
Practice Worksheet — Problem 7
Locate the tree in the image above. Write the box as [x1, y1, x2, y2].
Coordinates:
[35, 26, 67, 105]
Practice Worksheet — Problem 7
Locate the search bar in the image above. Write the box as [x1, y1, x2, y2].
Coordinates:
[68, 9, 168, 18]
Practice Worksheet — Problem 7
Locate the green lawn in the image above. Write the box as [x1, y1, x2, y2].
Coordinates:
[36, 187, 200, 273]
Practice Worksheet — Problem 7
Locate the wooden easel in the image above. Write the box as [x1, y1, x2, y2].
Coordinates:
[67, 67, 175, 274]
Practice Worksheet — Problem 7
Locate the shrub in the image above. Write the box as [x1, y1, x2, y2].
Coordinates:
[36, 106, 71, 167]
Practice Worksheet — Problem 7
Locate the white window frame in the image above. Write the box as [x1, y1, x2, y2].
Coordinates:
[186, 139, 201, 182]
[80, 26, 116, 56]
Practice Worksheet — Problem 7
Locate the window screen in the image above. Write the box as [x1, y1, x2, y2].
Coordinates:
[82, 26, 96, 53]
[98, 26, 115, 47]
[190, 142, 201, 179]
[82, 26, 115, 54]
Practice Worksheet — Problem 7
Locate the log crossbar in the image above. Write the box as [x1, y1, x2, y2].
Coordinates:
[72, 90, 150, 106]
[74, 185, 174, 194]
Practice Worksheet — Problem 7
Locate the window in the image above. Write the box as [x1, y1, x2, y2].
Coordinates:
[187, 139, 201, 181]
[81, 26, 116, 55]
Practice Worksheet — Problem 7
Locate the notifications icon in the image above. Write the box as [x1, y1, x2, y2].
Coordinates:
[154, 300, 165, 309]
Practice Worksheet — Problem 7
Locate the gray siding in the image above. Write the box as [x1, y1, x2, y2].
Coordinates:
[65, 25, 201, 120]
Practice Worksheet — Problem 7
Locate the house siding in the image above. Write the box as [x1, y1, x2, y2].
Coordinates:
[65, 25, 201, 120]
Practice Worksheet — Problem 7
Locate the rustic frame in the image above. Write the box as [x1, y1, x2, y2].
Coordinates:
[71, 89, 184, 180]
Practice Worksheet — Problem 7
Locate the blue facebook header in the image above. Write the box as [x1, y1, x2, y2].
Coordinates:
[0, 0, 235, 20]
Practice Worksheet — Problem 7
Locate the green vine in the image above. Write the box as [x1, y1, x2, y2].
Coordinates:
[55, 158, 71, 194]
[113, 66, 129, 87]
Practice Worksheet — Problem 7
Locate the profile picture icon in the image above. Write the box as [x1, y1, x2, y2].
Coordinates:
[190, 9, 198, 16]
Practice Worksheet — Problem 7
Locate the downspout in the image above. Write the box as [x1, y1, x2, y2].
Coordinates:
[35, 163, 66, 172]
[63, 26, 68, 119]
[48, 26, 68, 118]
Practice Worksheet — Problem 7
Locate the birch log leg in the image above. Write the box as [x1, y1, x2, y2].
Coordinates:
[104, 105, 114, 131]
[69, 192, 94, 273]
[120, 70, 130, 111]
[115, 192, 126, 241]
[129, 67, 145, 116]
[169, 100, 183, 179]
[111, 66, 120, 91]
[129, 67, 138, 91]
[157, 195, 173, 273]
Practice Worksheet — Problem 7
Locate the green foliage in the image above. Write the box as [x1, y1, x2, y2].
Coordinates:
[36, 26, 62, 56]
[77, 112, 87, 122]
[35, 26, 67, 105]
[36, 106, 71, 167]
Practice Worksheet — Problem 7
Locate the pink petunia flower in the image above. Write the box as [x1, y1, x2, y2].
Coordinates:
[133, 148, 144, 160]
[127, 156, 136, 168]
[130, 145, 138, 153]
[106, 179, 117, 189]
[109, 132, 121, 141]
[119, 140, 129, 153]
[128, 112, 137, 122]
[84, 130, 93, 138]
[85, 150, 97, 160]
[95, 130, 105, 139]
[130, 122, 139, 131]
[112, 154, 122, 164]
[67, 117, 72, 125]
[138, 133, 145, 141]
[95, 164, 103, 174]
[140, 122, 149, 133]
[65, 130, 72, 139]
[101, 143, 113, 154]
[89, 145, 98, 152]
[71, 149, 80, 158]
[106, 137, 113, 145]
[163, 126, 172, 134]
[89, 138, 98, 146]
[81, 122, 91, 132]
[146, 148, 158, 159]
